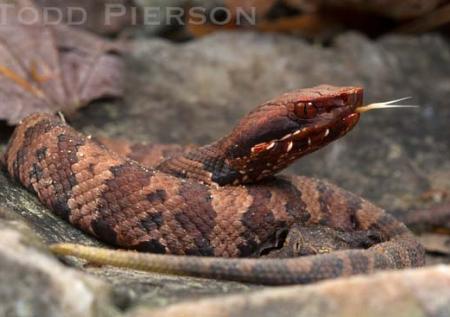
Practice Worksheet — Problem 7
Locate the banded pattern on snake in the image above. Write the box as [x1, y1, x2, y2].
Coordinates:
[3, 85, 425, 285]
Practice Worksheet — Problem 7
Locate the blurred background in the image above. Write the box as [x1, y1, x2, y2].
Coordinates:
[35, 0, 450, 39]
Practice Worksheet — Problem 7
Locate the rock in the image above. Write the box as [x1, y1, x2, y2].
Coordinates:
[0, 170, 104, 246]
[86, 266, 257, 310]
[130, 265, 450, 317]
[0, 222, 117, 317]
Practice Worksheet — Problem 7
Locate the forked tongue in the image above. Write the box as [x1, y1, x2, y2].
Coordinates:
[356, 97, 419, 113]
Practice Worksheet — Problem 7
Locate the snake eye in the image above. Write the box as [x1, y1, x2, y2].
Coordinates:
[295, 102, 317, 119]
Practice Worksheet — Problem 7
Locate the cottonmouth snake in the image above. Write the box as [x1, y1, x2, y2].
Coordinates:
[3, 85, 425, 285]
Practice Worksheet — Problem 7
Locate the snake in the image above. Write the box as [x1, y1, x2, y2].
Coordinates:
[3, 85, 425, 285]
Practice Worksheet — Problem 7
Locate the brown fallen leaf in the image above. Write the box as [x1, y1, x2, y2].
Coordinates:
[0, 0, 124, 124]
[187, 12, 338, 40]
[395, 3, 450, 33]
[284, 0, 445, 20]
[393, 202, 450, 232]
[187, 18, 240, 38]
[225, 0, 278, 19]
[257, 13, 338, 37]
[418, 233, 450, 255]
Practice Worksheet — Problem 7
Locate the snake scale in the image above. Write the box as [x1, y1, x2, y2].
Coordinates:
[3, 85, 425, 285]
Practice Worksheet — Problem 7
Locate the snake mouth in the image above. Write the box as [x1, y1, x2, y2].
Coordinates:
[248, 109, 360, 159]
[238, 112, 361, 182]
[248, 91, 364, 159]
[341, 112, 361, 133]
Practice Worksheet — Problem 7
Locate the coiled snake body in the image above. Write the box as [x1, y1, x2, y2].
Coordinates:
[4, 85, 425, 285]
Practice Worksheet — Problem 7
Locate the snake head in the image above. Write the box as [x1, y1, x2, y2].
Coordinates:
[223, 85, 363, 183]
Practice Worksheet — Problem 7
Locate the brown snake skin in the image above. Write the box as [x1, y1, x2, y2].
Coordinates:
[3, 85, 425, 285]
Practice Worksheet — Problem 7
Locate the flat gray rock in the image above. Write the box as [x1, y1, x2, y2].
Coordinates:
[0, 223, 115, 317]
[132, 266, 450, 317]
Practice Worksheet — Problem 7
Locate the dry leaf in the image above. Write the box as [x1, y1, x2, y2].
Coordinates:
[284, 0, 445, 20]
[0, 0, 124, 124]
[187, 13, 336, 39]
[418, 233, 450, 255]
[257, 13, 337, 37]
[225, 0, 278, 19]
[394, 203, 450, 232]
[396, 3, 450, 33]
